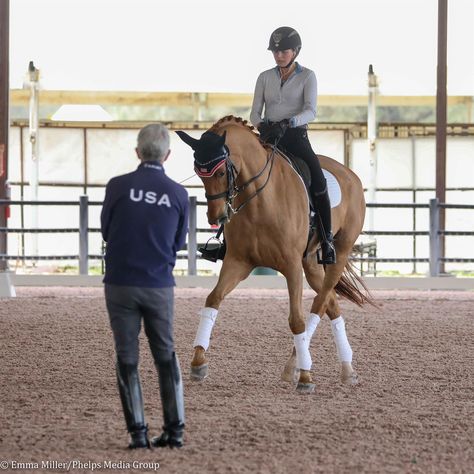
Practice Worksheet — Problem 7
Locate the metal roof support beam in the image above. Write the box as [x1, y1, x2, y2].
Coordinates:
[0, 0, 10, 271]
[436, 0, 448, 273]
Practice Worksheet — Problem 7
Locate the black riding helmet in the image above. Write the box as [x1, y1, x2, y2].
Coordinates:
[268, 26, 302, 53]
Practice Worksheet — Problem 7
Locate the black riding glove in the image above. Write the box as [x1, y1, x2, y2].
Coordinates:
[257, 122, 271, 140]
[258, 119, 289, 145]
[277, 119, 290, 135]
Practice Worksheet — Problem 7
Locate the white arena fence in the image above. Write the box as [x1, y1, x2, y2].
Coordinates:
[1, 197, 473, 277]
[5, 121, 474, 275]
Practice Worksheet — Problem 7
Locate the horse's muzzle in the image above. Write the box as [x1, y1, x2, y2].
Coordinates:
[207, 209, 230, 226]
[207, 213, 229, 226]
[207, 199, 233, 226]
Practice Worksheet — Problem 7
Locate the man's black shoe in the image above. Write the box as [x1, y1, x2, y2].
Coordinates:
[128, 425, 151, 449]
[151, 427, 184, 449]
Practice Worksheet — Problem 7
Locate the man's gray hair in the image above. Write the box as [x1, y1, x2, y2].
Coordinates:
[137, 123, 170, 162]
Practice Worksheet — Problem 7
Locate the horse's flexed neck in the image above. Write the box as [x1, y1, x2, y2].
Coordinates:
[215, 120, 269, 163]
[176, 116, 269, 225]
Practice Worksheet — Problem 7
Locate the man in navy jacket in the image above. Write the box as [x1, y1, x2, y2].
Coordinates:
[101, 123, 189, 449]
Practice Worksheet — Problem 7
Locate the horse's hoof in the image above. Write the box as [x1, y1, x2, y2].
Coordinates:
[281, 367, 299, 384]
[341, 362, 359, 385]
[190, 364, 208, 381]
[342, 372, 359, 385]
[296, 382, 316, 394]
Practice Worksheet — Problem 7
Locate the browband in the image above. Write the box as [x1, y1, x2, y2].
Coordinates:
[193, 146, 229, 177]
[195, 160, 226, 178]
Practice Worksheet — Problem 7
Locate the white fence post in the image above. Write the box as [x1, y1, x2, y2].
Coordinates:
[429, 198, 440, 277]
[188, 196, 197, 276]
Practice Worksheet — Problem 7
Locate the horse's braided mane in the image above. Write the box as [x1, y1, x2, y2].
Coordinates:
[209, 115, 273, 151]
[209, 115, 258, 136]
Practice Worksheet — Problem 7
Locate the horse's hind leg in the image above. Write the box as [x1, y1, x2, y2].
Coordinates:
[190, 257, 252, 381]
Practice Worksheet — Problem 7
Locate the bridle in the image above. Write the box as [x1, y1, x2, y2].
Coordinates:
[198, 143, 278, 218]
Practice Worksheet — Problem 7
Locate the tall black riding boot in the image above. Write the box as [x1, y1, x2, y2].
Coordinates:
[313, 187, 336, 265]
[151, 353, 185, 449]
[116, 360, 150, 449]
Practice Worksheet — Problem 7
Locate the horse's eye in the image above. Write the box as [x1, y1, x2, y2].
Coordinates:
[216, 171, 225, 178]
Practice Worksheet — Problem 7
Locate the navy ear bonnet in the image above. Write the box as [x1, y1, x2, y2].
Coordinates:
[193, 131, 229, 177]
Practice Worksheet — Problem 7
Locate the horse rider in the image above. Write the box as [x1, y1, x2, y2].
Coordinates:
[201, 26, 336, 265]
[101, 124, 189, 449]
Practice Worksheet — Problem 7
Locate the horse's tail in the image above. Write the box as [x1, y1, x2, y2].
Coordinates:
[334, 259, 378, 308]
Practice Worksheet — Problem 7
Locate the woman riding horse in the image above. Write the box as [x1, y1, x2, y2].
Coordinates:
[201, 26, 336, 265]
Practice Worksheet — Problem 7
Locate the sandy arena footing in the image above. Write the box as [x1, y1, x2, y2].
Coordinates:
[1, 288, 473, 473]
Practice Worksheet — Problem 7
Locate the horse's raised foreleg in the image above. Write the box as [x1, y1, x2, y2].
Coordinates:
[284, 265, 315, 393]
[190, 257, 252, 381]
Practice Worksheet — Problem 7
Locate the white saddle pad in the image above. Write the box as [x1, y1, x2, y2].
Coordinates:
[323, 169, 341, 208]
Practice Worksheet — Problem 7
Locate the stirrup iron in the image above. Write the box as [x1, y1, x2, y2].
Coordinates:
[198, 225, 225, 262]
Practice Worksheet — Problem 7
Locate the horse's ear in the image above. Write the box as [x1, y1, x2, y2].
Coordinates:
[176, 131, 200, 150]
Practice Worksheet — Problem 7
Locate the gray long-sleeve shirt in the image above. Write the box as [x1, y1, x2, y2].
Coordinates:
[250, 63, 317, 128]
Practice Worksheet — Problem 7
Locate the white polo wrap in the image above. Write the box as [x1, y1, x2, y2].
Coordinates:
[294, 332, 312, 370]
[331, 316, 353, 362]
[193, 307, 218, 350]
[306, 313, 321, 347]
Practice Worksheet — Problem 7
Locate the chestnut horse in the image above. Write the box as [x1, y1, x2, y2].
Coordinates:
[177, 116, 373, 393]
